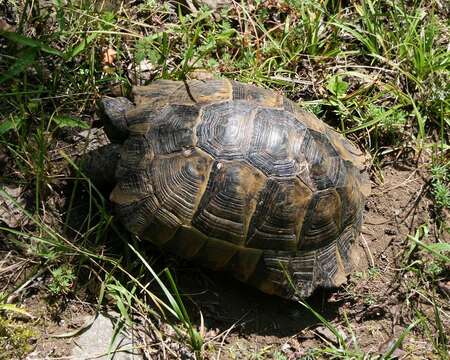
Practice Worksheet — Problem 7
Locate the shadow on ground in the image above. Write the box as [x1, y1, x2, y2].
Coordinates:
[176, 267, 340, 337]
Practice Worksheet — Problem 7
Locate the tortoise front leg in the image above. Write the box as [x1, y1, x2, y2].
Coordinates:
[100, 97, 135, 143]
[80, 143, 121, 189]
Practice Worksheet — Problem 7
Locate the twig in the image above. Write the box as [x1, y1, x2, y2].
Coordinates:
[360, 234, 375, 268]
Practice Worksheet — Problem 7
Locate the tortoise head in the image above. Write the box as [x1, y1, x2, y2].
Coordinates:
[100, 97, 135, 143]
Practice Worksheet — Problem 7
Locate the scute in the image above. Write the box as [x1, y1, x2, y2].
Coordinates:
[148, 104, 200, 155]
[232, 81, 283, 108]
[115, 134, 154, 179]
[246, 108, 308, 177]
[283, 98, 327, 133]
[298, 130, 346, 190]
[192, 160, 266, 245]
[114, 193, 160, 235]
[151, 150, 214, 225]
[105, 79, 370, 300]
[197, 101, 255, 160]
[133, 79, 232, 107]
[246, 178, 312, 251]
[299, 189, 341, 250]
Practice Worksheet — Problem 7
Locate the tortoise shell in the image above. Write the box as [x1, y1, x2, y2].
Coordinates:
[104, 79, 370, 299]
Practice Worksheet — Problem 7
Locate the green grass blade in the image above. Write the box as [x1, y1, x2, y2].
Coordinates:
[0, 31, 63, 56]
[64, 33, 99, 61]
[408, 236, 450, 263]
[0, 304, 33, 318]
[128, 244, 180, 319]
[0, 48, 37, 84]
[0, 116, 25, 135]
[382, 318, 421, 359]
[52, 115, 90, 129]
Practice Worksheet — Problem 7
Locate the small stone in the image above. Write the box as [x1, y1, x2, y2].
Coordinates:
[0, 185, 29, 228]
[71, 312, 142, 360]
[314, 325, 347, 345]
[384, 228, 397, 235]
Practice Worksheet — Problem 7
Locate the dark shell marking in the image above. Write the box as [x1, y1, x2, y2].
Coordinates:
[109, 79, 369, 298]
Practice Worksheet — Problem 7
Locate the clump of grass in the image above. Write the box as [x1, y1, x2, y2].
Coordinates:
[430, 161, 450, 211]
[406, 224, 450, 281]
[401, 224, 450, 358]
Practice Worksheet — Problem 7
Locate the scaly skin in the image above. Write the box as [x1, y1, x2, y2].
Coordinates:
[80, 143, 121, 188]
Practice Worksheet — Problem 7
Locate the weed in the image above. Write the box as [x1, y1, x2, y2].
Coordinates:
[430, 161, 450, 211]
[47, 264, 76, 296]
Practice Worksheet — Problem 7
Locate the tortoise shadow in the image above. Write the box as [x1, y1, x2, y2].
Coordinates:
[174, 265, 341, 337]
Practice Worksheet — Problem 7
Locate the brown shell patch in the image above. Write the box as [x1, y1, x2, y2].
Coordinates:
[298, 189, 342, 251]
[232, 81, 284, 108]
[246, 177, 313, 251]
[133, 79, 232, 107]
[192, 160, 266, 246]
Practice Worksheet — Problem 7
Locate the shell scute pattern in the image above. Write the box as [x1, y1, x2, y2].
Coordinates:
[132, 79, 232, 107]
[246, 108, 308, 178]
[299, 130, 347, 191]
[114, 195, 160, 235]
[148, 104, 200, 155]
[246, 178, 312, 251]
[108, 79, 369, 299]
[299, 189, 342, 251]
[116, 134, 154, 178]
[191, 160, 266, 246]
[151, 151, 214, 226]
[231, 81, 283, 108]
[196, 101, 255, 160]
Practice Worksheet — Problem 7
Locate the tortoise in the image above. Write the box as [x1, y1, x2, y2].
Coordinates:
[87, 79, 370, 299]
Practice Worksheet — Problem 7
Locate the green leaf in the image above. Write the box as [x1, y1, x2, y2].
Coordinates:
[52, 116, 90, 129]
[0, 303, 33, 317]
[327, 75, 349, 98]
[0, 116, 25, 135]
[408, 235, 450, 263]
[426, 243, 450, 253]
[0, 48, 37, 84]
[64, 33, 99, 61]
[0, 31, 63, 56]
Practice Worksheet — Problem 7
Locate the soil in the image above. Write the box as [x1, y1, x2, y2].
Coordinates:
[2, 154, 448, 359]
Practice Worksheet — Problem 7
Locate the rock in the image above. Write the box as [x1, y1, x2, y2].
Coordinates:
[314, 325, 347, 345]
[71, 313, 142, 360]
[0, 185, 29, 228]
[172, 0, 232, 13]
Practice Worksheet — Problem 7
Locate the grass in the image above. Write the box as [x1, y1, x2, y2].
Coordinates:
[0, 0, 449, 358]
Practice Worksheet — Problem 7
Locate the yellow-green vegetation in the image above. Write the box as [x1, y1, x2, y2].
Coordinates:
[0, 0, 448, 358]
[0, 307, 36, 360]
[0, 317, 34, 359]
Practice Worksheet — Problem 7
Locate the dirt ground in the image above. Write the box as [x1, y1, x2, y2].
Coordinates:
[2, 153, 448, 359]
